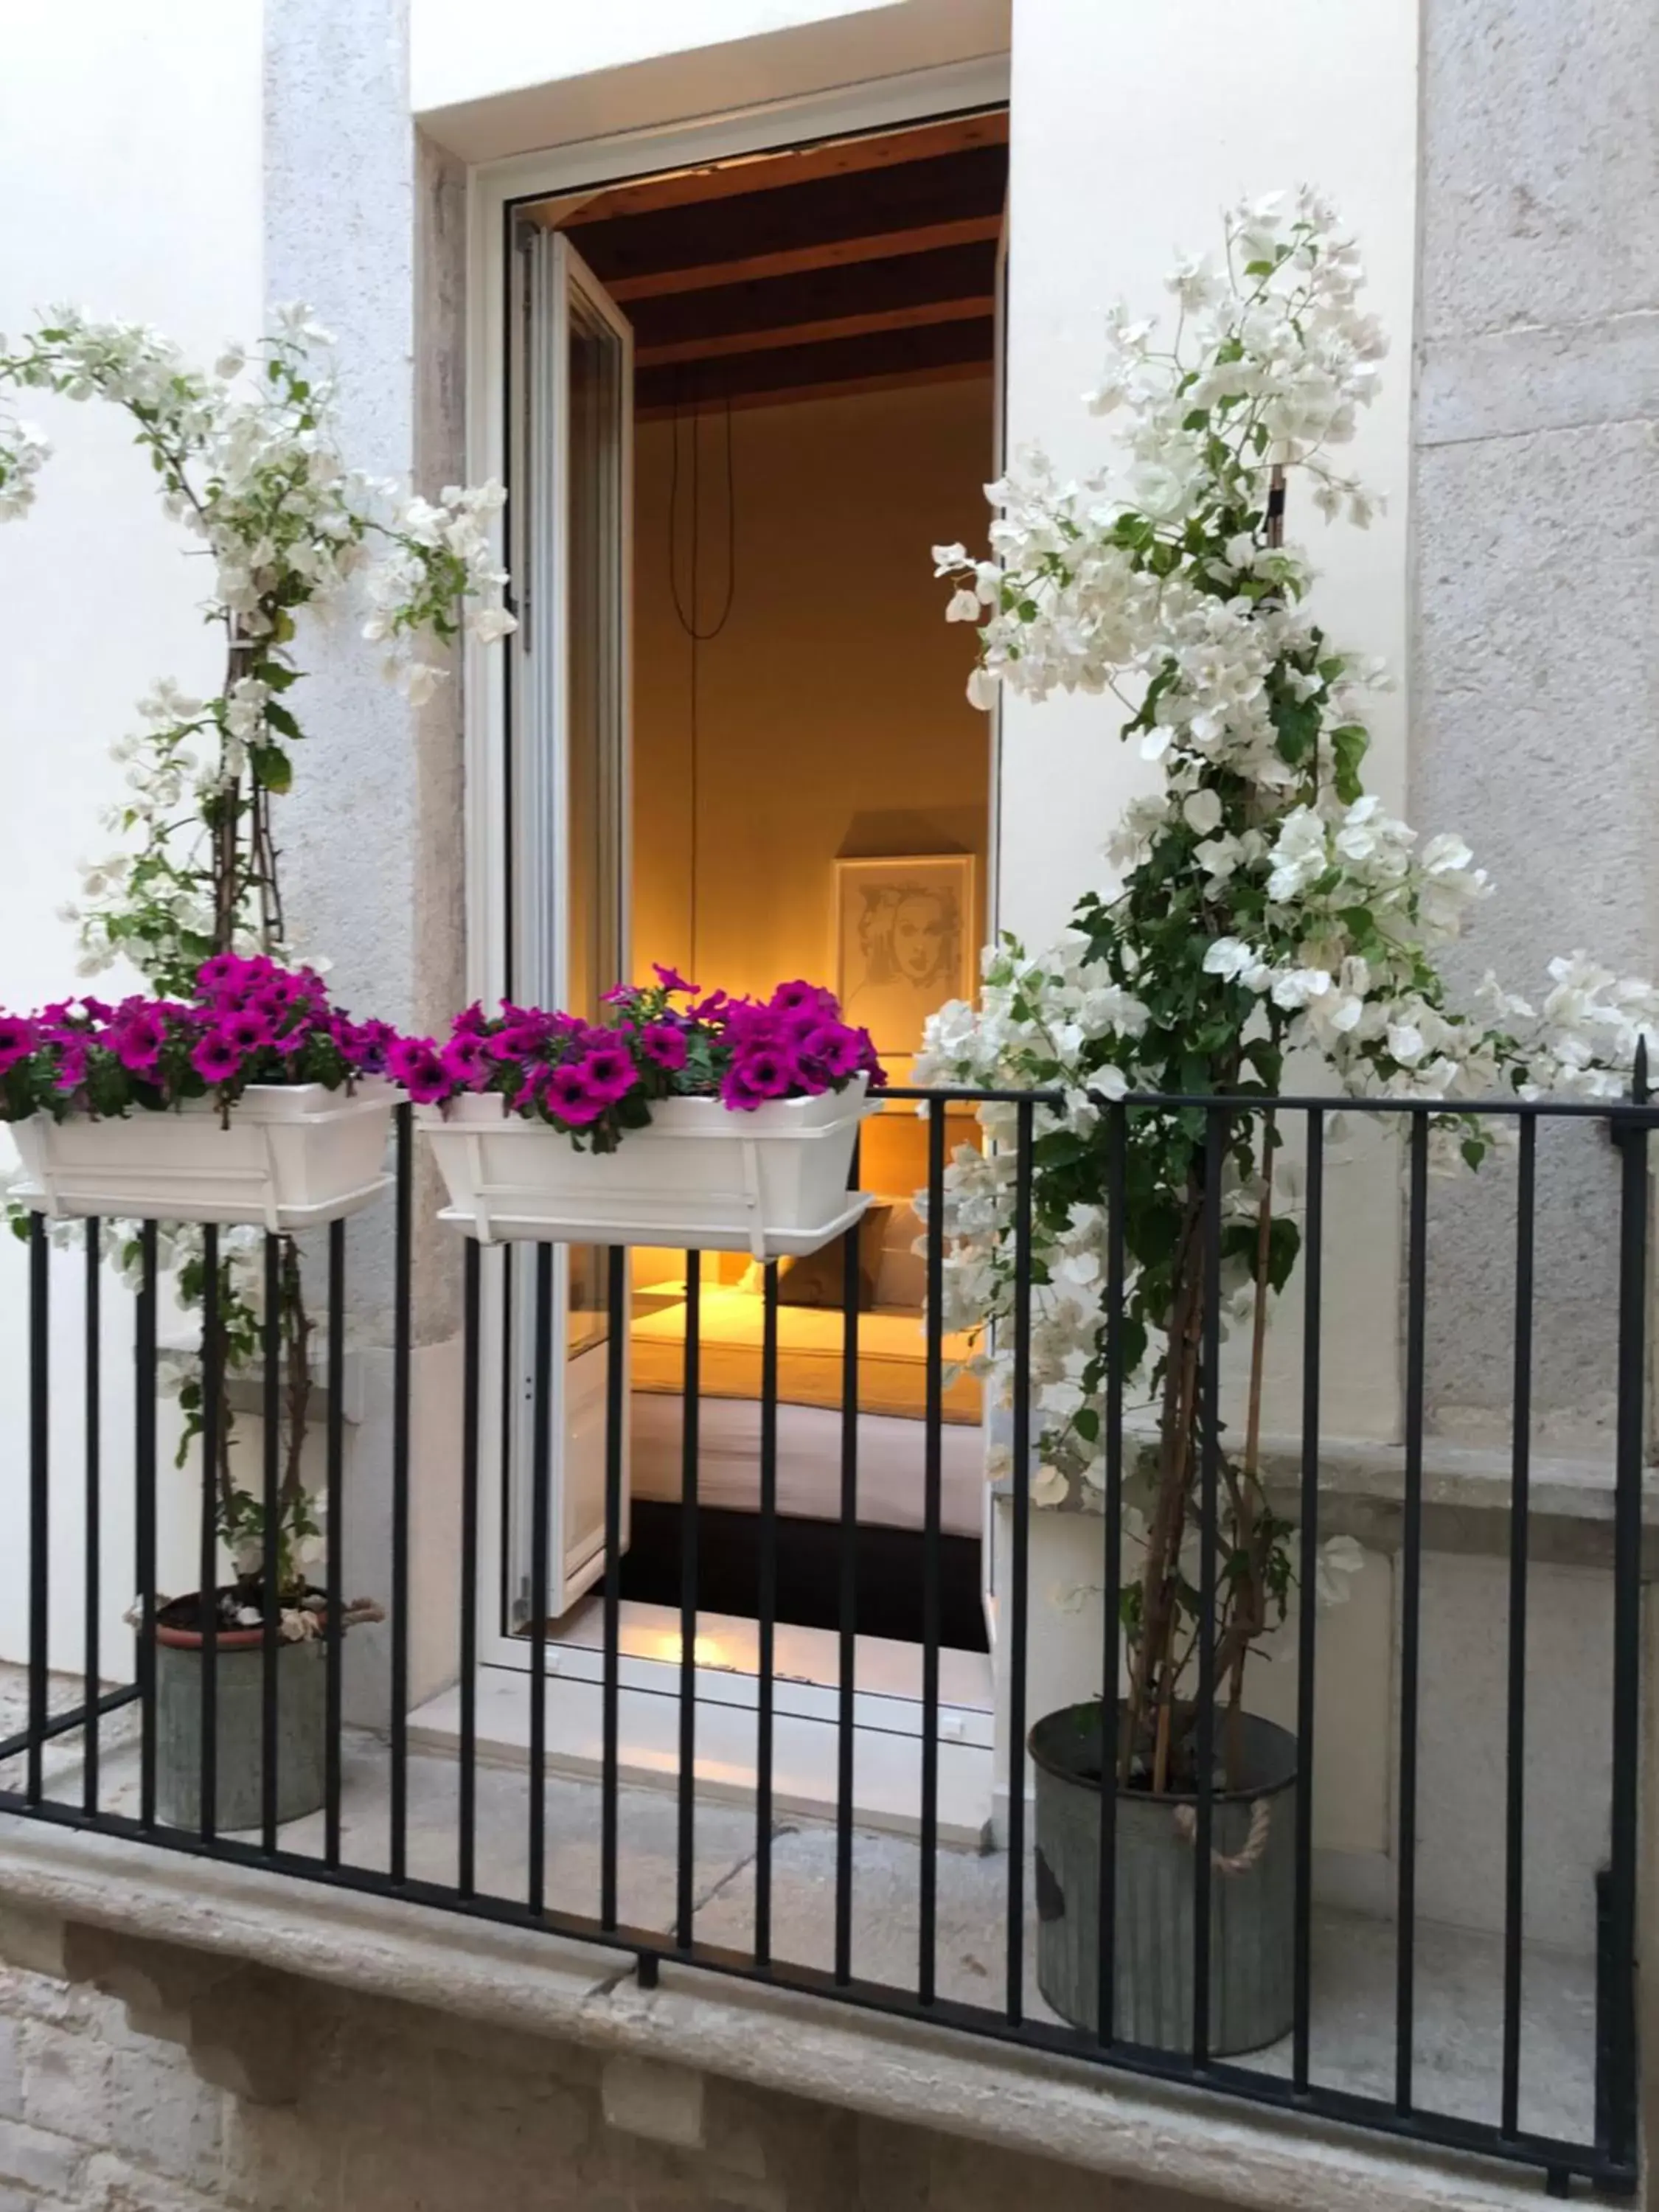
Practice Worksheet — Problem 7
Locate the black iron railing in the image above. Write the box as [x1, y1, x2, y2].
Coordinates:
[1, 1079, 1649, 2197]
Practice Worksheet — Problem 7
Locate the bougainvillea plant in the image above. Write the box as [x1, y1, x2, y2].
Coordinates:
[404, 967, 885, 1152]
[0, 305, 514, 1618]
[0, 955, 394, 1124]
[920, 188, 1659, 1795]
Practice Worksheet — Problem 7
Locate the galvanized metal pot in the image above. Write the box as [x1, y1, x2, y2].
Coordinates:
[155, 1623, 327, 1832]
[1029, 1701, 1298, 2055]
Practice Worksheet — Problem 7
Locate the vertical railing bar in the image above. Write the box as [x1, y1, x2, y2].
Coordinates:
[27, 1214, 49, 1809]
[755, 1258, 779, 1970]
[390, 1099, 412, 1883]
[82, 1219, 101, 1818]
[528, 1239, 552, 1918]
[676, 1258, 701, 1951]
[260, 1234, 282, 1854]
[1395, 1113, 1430, 2115]
[1193, 1107, 1223, 2067]
[1292, 1107, 1324, 2092]
[834, 1135, 861, 1986]
[136, 1220, 158, 1829]
[600, 1245, 625, 1931]
[1500, 1116, 1537, 2136]
[919, 1102, 945, 2006]
[458, 1236, 481, 1899]
[1005, 1099, 1034, 2025]
[1606, 1049, 1648, 2173]
[1097, 1103, 1127, 2047]
[198, 1222, 221, 1843]
[323, 1219, 346, 1868]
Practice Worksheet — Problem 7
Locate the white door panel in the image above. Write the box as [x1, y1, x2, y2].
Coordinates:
[510, 227, 634, 1626]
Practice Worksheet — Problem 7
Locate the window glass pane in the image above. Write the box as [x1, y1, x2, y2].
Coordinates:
[566, 285, 625, 1352]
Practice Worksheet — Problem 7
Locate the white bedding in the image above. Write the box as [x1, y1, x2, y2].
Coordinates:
[630, 1391, 987, 1538]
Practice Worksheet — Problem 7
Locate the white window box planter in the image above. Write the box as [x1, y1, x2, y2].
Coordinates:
[7, 1080, 395, 1231]
[419, 1077, 876, 1256]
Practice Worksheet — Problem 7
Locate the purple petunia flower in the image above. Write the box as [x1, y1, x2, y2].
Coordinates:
[577, 1044, 639, 1105]
[796, 1022, 863, 1082]
[386, 1035, 450, 1104]
[0, 1015, 40, 1074]
[637, 1023, 688, 1073]
[110, 1007, 168, 1073]
[440, 1032, 495, 1091]
[767, 979, 834, 1020]
[653, 963, 697, 995]
[543, 1063, 605, 1127]
[54, 1042, 90, 1093]
[191, 1029, 244, 1087]
[722, 1045, 798, 1109]
[220, 1007, 274, 1054]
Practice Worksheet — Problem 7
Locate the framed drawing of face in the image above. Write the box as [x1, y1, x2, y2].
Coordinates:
[832, 854, 977, 1074]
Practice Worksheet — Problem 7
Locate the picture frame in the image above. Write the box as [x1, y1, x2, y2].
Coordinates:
[832, 853, 978, 1082]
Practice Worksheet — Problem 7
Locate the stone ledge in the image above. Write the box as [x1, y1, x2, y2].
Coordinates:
[0, 1815, 1607, 2212]
[998, 1431, 1659, 1573]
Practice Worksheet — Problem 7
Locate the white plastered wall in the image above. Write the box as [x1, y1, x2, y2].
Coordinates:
[0, 2, 265, 1669]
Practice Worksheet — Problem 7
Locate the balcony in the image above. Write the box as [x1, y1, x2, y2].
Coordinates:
[0, 1086, 1649, 2203]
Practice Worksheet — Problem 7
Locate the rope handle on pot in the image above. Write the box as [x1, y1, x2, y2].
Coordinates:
[1172, 1795, 1272, 1876]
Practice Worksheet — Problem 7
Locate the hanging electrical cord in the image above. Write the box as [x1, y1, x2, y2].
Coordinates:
[667, 374, 736, 980]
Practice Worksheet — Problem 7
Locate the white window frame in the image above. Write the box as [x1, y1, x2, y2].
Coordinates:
[462, 52, 1012, 1688]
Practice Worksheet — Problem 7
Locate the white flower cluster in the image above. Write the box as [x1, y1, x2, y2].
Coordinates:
[0, 305, 516, 988]
[922, 189, 1659, 1506]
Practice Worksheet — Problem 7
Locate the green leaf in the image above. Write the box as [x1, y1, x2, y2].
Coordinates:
[250, 742, 292, 793]
[1271, 689, 1321, 768]
[263, 700, 302, 740]
[1331, 723, 1368, 803]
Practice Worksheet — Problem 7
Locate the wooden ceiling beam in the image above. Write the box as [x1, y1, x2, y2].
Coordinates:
[605, 215, 1003, 303]
[627, 238, 997, 349]
[636, 293, 995, 369]
[635, 314, 995, 412]
[533, 108, 1007, 232]
[636, 359, 992, 422]
[564, 143, 1007, 290]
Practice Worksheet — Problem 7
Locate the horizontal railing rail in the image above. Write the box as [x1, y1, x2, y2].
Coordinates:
[0, 1079, 1648, 2197]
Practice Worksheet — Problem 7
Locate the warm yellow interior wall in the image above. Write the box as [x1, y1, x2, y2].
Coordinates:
[631, 376, 994, 1013]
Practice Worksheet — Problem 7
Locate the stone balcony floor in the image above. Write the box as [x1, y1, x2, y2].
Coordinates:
[0, 1673, 1601, 2160]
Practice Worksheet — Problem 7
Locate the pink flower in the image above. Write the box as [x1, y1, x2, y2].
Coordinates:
[796, 1023, 863, 1082]
[543, 1063, 604, 1127]
[638, 1023, 687, 1073]
[192, 1030, 243, 1086]
[110, 1009, 168, 1072]
[220, 1007, 274, 1054]
[768, 980, 836, 1021]
[386, 1035, 450, 1104]
[653, 964, 697, 995]
[440, 1033, 494, 1091]
[0, 1015, 40, 1074]
[722, 1045, 797, 1109]
[577, 1044, 639, 1104]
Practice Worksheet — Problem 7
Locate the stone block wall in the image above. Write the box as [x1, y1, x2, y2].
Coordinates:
[0, 1950, 1211, 2212]
[1412, 0, 1659, 1436]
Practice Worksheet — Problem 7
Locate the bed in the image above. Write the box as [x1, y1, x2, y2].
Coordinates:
[627, 1200, 987, 1540]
